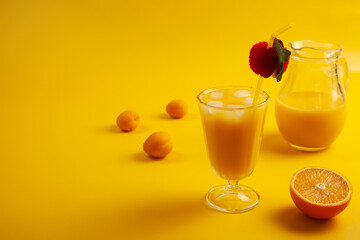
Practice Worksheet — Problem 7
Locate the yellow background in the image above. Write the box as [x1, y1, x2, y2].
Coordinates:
[1, 0, 360, 239]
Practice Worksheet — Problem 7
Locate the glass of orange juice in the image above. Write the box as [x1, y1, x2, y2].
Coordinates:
[197, 86, 269, 213]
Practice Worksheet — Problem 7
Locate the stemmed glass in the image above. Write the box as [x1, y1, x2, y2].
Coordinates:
[197, 86, 269, 213]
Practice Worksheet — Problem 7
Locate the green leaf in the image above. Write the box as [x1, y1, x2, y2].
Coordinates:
[273, 38, 291, 82]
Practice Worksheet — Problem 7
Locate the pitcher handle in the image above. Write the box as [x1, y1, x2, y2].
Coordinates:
[338, 56, 349, 92]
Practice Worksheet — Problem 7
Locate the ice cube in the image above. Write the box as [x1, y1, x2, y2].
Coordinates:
[203, 106, 218, 115]
[210, 91, 224, 99]
[226, 104, 245, 109]
[243, 97, 254, 106]
[234, 90, 251, 98]
[224, 109, 245, 120]
[207, 101, 225, 108]
[203, 101, 224, 115]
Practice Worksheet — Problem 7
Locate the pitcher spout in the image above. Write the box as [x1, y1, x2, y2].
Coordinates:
[290, 40, 342, 59]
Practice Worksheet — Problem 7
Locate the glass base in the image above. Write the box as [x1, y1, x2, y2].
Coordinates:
[206, 184, 260, 213]
[289, 143, 328, 152]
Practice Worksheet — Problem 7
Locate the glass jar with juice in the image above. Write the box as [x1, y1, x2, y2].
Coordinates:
[276, 40, 349, 151]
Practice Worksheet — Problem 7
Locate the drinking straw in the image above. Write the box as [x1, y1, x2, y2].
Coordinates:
[252, 23, 294, 105]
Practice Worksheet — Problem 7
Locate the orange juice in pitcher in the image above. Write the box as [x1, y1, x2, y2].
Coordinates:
[275, 41, 348, 151]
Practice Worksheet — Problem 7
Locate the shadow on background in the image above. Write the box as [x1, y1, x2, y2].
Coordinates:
[271, 206, 336, 234]
[158, 113, 172, 120]
[87, 197, 212, 239]
[105, 124, 149, 134]
[132, 151, 165, 162]
[157, 113, 199, 121]
[261, 132, 308, 157]
[106, 125, 123, 133]
[131, 151, 186, 163]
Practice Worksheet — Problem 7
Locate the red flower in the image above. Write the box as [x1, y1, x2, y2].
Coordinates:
[249, 41, 289, 78]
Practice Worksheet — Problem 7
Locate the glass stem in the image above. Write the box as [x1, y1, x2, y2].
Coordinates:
[227, 180, 239, 191]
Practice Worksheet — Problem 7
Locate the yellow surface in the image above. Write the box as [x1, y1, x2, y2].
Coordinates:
[0, 0, 360, 239]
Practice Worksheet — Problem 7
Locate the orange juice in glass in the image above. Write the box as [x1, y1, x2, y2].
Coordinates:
[275, 41, 348, 151]
[198, 87, 269, 213]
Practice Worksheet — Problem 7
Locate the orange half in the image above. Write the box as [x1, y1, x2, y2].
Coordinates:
[290, 167, 352, 219]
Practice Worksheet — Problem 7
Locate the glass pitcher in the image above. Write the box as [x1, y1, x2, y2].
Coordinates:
[275, 40, 349, 151]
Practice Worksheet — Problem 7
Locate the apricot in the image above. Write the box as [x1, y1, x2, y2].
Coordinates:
[116, 110, 140, 132]
[143, 131, 172, 158]
[166, 99, 187, 119]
